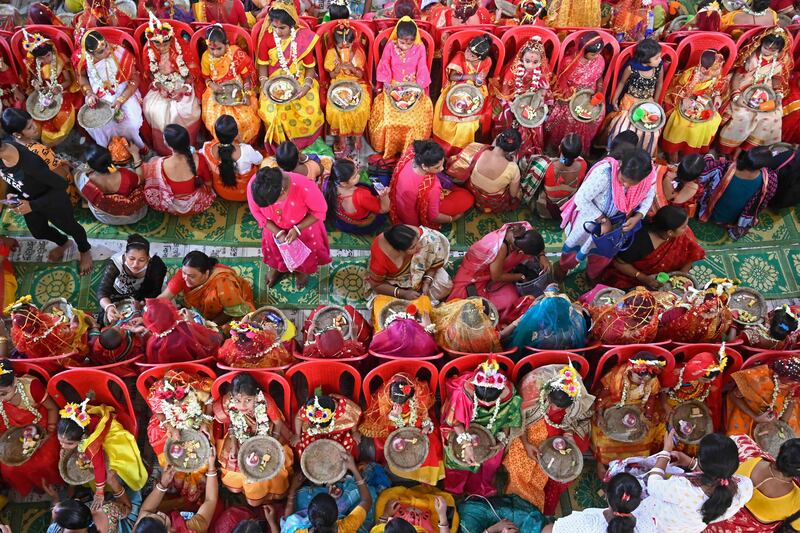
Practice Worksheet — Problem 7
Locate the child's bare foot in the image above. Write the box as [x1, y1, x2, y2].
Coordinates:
[47, 242, 70, 263]
[78, 251, 93, 276]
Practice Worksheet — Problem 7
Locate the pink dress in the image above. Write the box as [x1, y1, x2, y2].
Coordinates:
[545, 53, 606, 151]
[246, 173, 332, 274]
[449, 222, 532, 324]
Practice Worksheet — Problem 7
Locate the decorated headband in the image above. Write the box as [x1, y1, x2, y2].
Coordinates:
[471, 358, 507, 389]
[629, 357, 666, 375]
[60, 398, 91, 428]
[4, 295, 33, 315]
[780, 304, 799, 324]
[703, 277, 737, 296]
[548, 362, 581, 398]
[468, 35, 491, 57]
[707, 343, 729, 375]
[21, 30, 49, 56]
[330, 0, 349, 6]
[305, 395, 334, 424]
[0, 365, 12, 377]
[229, 320, 261, 339]
[145, 11, 174, 43]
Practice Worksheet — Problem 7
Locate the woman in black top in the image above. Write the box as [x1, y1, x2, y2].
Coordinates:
[97, 234, 167, 325]
[0, 122, 92, 274]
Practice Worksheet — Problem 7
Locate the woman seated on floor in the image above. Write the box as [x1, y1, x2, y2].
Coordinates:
[599, 205, 706, 290]
[261, 140, 326, 186]
[201, 114, 264, 203]
[698, 147, 777, 240]
[449, 222, 549, 326]
[77, 144, 147, 225]
[323, 158, 390, 235]
[389, 140, 474, 229]
[367, 224, 453, 325]
[143, 124, 217, 216]
[505, 284, 590, 353]
[457, 494, 545, 533]
[737, 304, 800, 350]
[521, 133, 587, 220]
[97, 234, 167, 326]
[159, 250, 255, 323]
[447, 129, 522, 214]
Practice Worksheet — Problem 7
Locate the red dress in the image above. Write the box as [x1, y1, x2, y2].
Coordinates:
[0, 376, 62, 495]
[142, 298, 223, 365]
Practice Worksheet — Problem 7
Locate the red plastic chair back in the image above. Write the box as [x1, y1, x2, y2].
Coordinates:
[438, 353, 515, 402]
[526, 340, 602, 355]
[10, 26, 74, 74]
[285, 361, 361, 415]
[136, 362, 218, 405]
[363, 359, 439, 407]
[315, 20, 375, 108]
[93, 27, 141, 58]
[0, 37, 17, 80]
[444, 347, 517, 360]
[373, 27, 435, 79]
[500, 26, 559, 72]
[727, 24, 760, 43]
[608, 43, 678, 105]
[740, 350, 795, 370]
[135, 356, 215, 369]
[134, 20, 194, 49]
[301, 15, 318, 30]
[512, 351, 590, 383]
[191, 22, 254, 64]
[47, 368, 138, 435]
[591, 344, 675, 392]
[374, 18, 434, 35]
[67, 354, 144, 379]
[440, 29, 505, 87]
[369, 349, 444, 363]
[669, 344, 743, 386]
[211, 370, 291, 417]
[674, 32, 736, 76]
[17, 353, 76, 375]
[9, 360, 50, 385]
[557, 29, 620, 93]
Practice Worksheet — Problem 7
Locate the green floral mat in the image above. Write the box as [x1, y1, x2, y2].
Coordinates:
[2, 201, 798, 253]
[13, 239, 800, 311]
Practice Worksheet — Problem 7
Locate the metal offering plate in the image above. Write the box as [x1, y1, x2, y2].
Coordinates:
[754, 420, 796, 458]
[265, 75, 300, 104]
[662, 271, 699, 297]
[301, 438, 347, 485]
[388, 82, 423, 112]
[601, 405, 648, 443]
[238, 435, 285, 482]
[592, 287, 626, 306]
[511, 91, 548, 128]
[445, 82, 484, 117]
[539, 436, 583, 482]
[447, 423, 496, 468]
[679, 95, 715, 123]
[59, 448, 95, 486]
[245, 306, 288, 337]
[77, 100, 114, 129]
[730, 286, 766, 326]
[214, 81, 247, 106]
[26, 90, 63, 122]
[670, 400, 714, 444]
[42, 297, 76, 321]
[328, 80, 363, 111]
[165, 428, 211, 473]
[385, 426, 429, 472]
[570, 89, 604, 123]
[742, 84, 777, 113]
[0, 425, 44, 466]
[630, 101, 665, 132]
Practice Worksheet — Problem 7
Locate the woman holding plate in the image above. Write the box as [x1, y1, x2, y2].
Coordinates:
[718, 28, 792, 154]
[256, 0, 324, 152]
[76, 30, 145, 150]
[200, 24, 260, 145]
[141, 14, 203, 156]
[20, 31, 81, 147]
[662, 50, 728, 162]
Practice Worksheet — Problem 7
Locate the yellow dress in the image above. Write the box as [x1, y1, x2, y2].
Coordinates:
[31, 53, 80, 146]
[201, 46, 261, 145]
[546, 0, 601, 27]
[662, 69, 725, 152]
[736, 457, 800, 530]
[257, 30, 325, 149]
[324, 47, 371, 136]
[81, 405, 148, 491]
[432, 54, 491, 152]
[373, 486, 460, 532]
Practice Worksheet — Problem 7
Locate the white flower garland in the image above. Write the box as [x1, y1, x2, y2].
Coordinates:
[471, 392, 502, 431]
[754, 52, 779, 86]
[33, 54, 58, 93]
[0, 381, 42, 429]
[159, 390, 212, 432]
[388, 397, 418, 429]
[228, 391, 270, 443]
[274, 27, 300, 80]
[305, 417, 336, 436]
[148, 40, 190, 95]
[617, 374, 652, 408]
[666, 368, 711, 404]
[86, 47, 120, 97]
[768, 373, 790, 419]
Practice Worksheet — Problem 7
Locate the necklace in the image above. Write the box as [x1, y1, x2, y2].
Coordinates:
[208, 47, 237, 84]
[754, 52, 779, 86]
[767, 463, 793, 484]
[667, 368, 711, 403]
[0, 381, 43, 429]
[617, 374, 652, 408]
[388, 397, 418, 429]
[471, 392, 502, 431]
[766, 373, 790, 419]
[228, 392, 270, 443]
[33, 54, 58, 93]
[274, 27, 300, 80]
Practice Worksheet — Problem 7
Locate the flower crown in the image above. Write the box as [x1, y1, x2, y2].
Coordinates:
[60, 398, 91, 428]
[4, 295, 33, 315]
[703, 277, 738, 296]
[548, 362, 581, 398]
[471, 358, 507, 389]
[0, 365, 12, 377]
[629, 357, 666, 374]
[305, 395, 334, 424]
[330, 0, 349, 6]
[22, 30, 48, 55]
[229, 320, 260, 340]
[706, 343, 729, 375]
[780, 304, 798, 323]
[145, 11, 174, 43]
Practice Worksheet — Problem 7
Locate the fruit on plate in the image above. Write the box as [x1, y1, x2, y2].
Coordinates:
[331, 86, 361, 108]
[270, 80, 295, 102]
[390, 86, 421, 110]
[735, 309, 759, 323]
[20, 426, 41, 457]
[574, 104, 594, 119]
[246, 451, 260, 467]
[448, 91, 481, 114]
[747, 88, 770, 109]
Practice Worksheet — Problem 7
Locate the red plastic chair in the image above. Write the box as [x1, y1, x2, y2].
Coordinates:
[444, 347, 517, 360]
[512, 351, 590, 383]
[438, 353, 515, 402]
[135, 356, 216, 369]
[438, 23, 496, 52]
[526, 340, 602, 355]
[373, 18, 434, 35]
[191, 22, 254, 63]
[373, 27, 435, 80]
[285, 360, 361, 415]
[211, 369, 291, 417]
[93, 27, 141, 58]
[440, 29, 505, 87]
[20, 352, 78, 376]
[602, 339, 673, 349]
[363, 359, 439, 407]
[727, 24, 760, 43]
[10, 26, 73, 74]
[47, 368, 138, 435]
[500, 26, 560, 72]
[608, 43, 678, 105]
[133, 19, 194, 49]
[557, 29, 620, 94]
[300, 15, 318, 30]
[669, 344, 743, 386]
[251, 17, 314, 62]
[315, 20, 375, 109]
[9, 361, 51, 385]
[66, 354, 144, 379]
[590, 344, 675, 392]
[369, 349, 444, 363]
[674, 32, 736, 76]
[136, 362, 218, 404]
[0, 38, 19, 86]
[740, 350, 795, 370]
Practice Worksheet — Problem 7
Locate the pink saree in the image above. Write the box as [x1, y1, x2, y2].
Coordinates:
[369, 318, 439, 358]
[450, 222, 532, 324]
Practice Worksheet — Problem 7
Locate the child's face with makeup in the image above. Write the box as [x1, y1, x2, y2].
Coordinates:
[522, 50, 542, 71]
[465, 48, 480, 63]
[396, 36, 415, 51]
